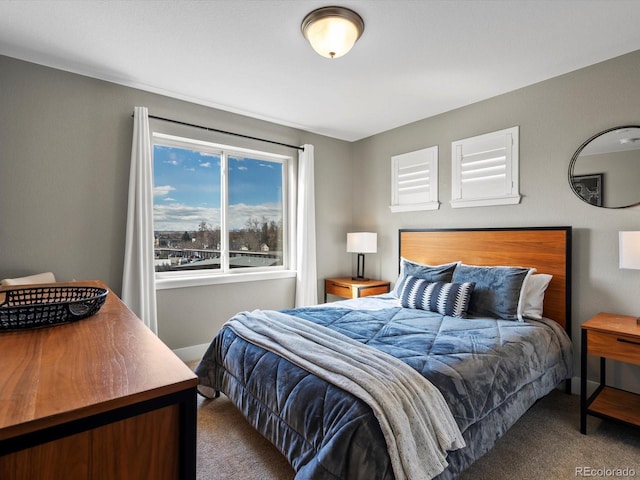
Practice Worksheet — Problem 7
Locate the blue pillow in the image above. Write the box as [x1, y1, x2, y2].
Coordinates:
[400, 276, 475, 318]
[392, 258, 459, 297]
[451, 264, 533, 320]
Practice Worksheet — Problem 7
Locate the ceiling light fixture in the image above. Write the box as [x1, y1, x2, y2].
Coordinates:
[301, 6, 364, 59]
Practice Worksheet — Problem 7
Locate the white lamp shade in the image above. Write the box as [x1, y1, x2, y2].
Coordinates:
[347, 232, 377, 253]
[619, 231, 640, 269]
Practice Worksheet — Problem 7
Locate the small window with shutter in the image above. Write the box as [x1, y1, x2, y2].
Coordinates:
[450, 126, 520, 208]
[390, 146, 439, 212]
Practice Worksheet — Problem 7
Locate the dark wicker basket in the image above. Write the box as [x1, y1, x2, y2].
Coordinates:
[0, 286, 108, 331]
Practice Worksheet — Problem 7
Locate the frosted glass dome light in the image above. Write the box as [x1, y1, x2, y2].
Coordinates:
[301, 6, 364, 59]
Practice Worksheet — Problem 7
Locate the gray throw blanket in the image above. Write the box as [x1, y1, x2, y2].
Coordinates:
[225, 310, 466, 480]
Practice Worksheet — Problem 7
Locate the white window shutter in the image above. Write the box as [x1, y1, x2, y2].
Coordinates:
[390, 146, 439, 212]
[451, 126, 520, 208]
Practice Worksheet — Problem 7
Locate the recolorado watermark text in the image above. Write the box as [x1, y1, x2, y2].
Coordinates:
[576, 467, 637, 477]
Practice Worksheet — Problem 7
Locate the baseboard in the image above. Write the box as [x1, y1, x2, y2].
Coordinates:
[172, 343, 209, 362]
[569, 376, 599, 396]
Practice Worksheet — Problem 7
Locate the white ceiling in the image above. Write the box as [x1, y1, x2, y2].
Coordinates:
[2, 1, 640, 142]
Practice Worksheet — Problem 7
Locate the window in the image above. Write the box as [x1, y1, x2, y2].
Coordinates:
[451, 126, 520, 208]
[389, 146, 439, 212]
[152, 133, 290, 278]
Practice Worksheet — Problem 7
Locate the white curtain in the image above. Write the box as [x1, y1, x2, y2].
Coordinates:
[295, 144, 318, 307]
[122, 106, 158, 334]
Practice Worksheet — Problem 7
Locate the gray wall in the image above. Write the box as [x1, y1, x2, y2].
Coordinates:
[0, 55, 353, 352]
[2, 50, 640, 390]
[352, 49, 640, 393]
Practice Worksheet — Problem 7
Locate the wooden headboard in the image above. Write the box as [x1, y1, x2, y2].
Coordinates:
[399, 227, 572, 334]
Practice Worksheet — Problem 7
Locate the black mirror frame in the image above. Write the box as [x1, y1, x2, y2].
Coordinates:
[568, 125, 640, 209]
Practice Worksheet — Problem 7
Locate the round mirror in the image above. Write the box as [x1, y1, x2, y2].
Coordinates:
[569, 125, 640, 208]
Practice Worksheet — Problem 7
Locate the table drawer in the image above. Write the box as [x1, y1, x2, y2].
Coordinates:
[359, 285, 390, 297]
[325, 281, 353, 298]
[588, 330, 640, 365]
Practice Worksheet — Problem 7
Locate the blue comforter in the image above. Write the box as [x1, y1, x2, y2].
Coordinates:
[196, 296, 572, 479]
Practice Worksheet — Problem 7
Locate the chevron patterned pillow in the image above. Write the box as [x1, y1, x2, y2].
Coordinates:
[400, 276, 475, 318]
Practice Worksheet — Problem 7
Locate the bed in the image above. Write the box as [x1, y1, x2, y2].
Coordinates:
[196, 227, 573, 479]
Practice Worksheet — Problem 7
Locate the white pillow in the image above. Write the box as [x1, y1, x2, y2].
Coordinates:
[519, 273, 553, 320]
[0, 271, 56, 286]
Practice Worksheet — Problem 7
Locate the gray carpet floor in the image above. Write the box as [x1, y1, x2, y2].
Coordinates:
[195, 387, 639, 479]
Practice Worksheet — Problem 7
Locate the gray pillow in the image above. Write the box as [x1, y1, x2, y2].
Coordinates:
[391, 258, 459, 297]
[451, 264, 533, 320]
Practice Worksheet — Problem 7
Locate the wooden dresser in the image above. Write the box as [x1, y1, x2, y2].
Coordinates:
[0, 281, 197, 479]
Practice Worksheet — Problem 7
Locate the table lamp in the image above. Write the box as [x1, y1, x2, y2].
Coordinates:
[619, 231, 640, 324]
[347, 232, 377, 281]
[619, 231, 640, 269]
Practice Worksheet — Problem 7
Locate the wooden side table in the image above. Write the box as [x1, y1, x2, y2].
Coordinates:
[324, 277, 390, 302]
[580, 312, 640, 434]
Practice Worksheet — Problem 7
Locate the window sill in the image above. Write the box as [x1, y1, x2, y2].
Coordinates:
[450, 194, 521, 209]
[390, 201, 440, 212]
[155, 270, 297, 290]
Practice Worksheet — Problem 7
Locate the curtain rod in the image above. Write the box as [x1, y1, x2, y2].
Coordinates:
[133, 113, 304, 151]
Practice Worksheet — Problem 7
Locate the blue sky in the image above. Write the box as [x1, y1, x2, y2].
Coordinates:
[153, 145, 283, 231]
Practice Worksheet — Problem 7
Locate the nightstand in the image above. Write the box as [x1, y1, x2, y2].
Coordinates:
[324, 277, 391, 302]
[580, 312, 640, 434]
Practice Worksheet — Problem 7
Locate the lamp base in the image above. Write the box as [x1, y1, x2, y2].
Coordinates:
[352, 276, 370, 282]
[354, 253, 367, 282]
